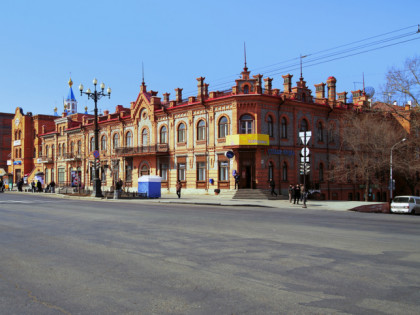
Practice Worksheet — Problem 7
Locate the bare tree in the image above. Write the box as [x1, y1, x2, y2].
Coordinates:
[332, 110, 407, 201]
[381, 55, 420, 106]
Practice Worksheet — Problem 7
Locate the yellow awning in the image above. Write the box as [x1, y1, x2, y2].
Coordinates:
[226, 134, 270, 146]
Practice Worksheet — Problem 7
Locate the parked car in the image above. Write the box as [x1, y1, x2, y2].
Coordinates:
[390, 196, 420, 215]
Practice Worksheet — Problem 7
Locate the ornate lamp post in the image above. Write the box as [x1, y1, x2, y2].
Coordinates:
[79, 78, 111, 197]
[390, 137, 406, 201]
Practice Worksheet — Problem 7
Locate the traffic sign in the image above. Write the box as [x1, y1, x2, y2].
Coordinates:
[301, 148, 310, 157]
[93, 150, 100, 159]
[299, 131, 312, 145]
[301, 156, 309, 162]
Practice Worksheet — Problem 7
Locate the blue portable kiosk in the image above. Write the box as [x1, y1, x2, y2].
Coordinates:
[138, 175, 162, 198]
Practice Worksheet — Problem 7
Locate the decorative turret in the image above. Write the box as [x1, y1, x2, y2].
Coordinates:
[65, 78, 78, 114]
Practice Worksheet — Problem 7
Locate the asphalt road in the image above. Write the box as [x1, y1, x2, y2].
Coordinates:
[0, 193, 419, 315]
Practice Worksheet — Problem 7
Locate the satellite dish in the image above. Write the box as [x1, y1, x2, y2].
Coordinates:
[364, 86, 375, 98]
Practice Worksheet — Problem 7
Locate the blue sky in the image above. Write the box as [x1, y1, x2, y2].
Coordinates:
[0, 0, 419, 116]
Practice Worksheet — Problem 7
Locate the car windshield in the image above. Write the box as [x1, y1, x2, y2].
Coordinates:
[393, 197, 409, 203]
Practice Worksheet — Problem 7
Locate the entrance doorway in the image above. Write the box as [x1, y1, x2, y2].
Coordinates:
[15, 169, 21, 183]
[239, 151, 255, 189]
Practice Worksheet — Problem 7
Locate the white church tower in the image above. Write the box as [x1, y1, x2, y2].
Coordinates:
[65, 77, 77, 114]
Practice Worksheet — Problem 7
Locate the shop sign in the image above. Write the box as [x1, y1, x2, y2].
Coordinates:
[267, 149, 295, 156]
[14, 140, 21, 146]
[226, 134, 269, 146]
[13, 161, 22, 165]
[7, 160, 12, 165]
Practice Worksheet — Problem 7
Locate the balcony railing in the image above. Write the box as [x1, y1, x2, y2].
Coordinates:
[38, 155, 54, 163]
[115, 144, 169, 155]
[62, 153, 83, 161]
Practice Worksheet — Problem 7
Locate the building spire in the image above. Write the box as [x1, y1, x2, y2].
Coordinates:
[244, 42, 248, 71]
[142, 61, 145, 85]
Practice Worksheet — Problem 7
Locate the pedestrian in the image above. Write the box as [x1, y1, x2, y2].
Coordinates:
[37, 180, 42, 192]
[288, 184, 294, 203]
[269, 179, 277, 196]
[176, 180, 182, 199]
[31, 180, 36, 193]
[234, 174, 240, 190]
[294, 184, 301, 204]
[50, 180, 55, 193]
[17, 179, 23, 192]
[302, 188, 308, 208]
[300, 184, 304, 202]
[0, 179, 3, 192]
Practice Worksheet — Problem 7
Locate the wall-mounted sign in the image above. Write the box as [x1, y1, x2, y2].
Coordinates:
[7, 160, 12, 165]
[13, 140, 21, 146]
[224, 151, 234, 159]
[226, 134, 269, 146]
[267, 149, 295, 156]
[13, 161, 22, 165]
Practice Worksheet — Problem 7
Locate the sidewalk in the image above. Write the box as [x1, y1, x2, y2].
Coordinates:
[6, 190, 387, 212]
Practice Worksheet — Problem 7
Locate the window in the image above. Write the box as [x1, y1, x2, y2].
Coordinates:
[46, 145, 49, 157]
[218, 116, 229, 138]
[58, 144, 62, 156]
[51, 168, 54, 183]
[33, 148, 36, 158]
[62, 144, 65, 155]
[160, 163, 168, 181]
[240, 114, 254, 134]
[177, 123, 186, 143]
[319, 163, 324, 182]
[300, 119, 308, 132]
[58, 167, 65, 183]
[101, 136, 107, 151]
[160, 126, 167, 144]
[317, 122, 324, 142]
[243, 85, 249, 94]
[219, 161, 229, 181]
[140, 165, 149, 177]
[90, 137, 95, 151]
[126, 159, 133, 181]
[281, 118, 288, 139]
[268, 161, 274, 180]
[197, 162, 206, 181]
[70, 142, 74, 154]
[39, 147, 42, 157]
[142, 129, 148, 146]
[113, 133, 119, 149]
[282, 162, 288, 181]
[197, 120, 206, 141]
[178, 162, 186, 181]
[51, 145, 55, 158]
[267, 116, 273, 137]
[77, 141, 82, 155]
[126, 131, 132, 147]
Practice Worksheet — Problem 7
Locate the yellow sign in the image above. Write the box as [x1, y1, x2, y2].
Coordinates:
[226, 134, 270, 146]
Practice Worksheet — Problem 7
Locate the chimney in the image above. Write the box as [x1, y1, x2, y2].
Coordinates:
[163, 93, 170, 104]
[405, 104, 411, 111]
[175, 88, 183, 103]
[327, 76, 337, 101]
[264, 77, 273, 95]
[197, 77, 205, 100]
[282, 74, 293, 93]
[314, 83, 326, 99]
[103, 110, 109, 116]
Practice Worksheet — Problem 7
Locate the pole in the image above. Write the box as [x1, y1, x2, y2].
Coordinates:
[389, 149, 393, 200]
[93, 87, 103, 198]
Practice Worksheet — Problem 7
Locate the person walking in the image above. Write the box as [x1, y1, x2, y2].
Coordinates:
[36, 180, 42, 192]
[294, 184, 301, 204]
[269, 179, 277, 197]
[49, 180, 55, 193]
[288, 184, 294, 203]
[176, 180, 182, 199]
[31, 180, 36, 193]
[234, 174, 240, 190]
[0, 179, 3, 192]
[300, 184, 305, 202]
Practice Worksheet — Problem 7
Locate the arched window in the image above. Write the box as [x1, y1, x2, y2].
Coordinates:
[240, 114, 254, 134]
[101, 135, 107, 151]
[218, 116, 229, 138]
[267, 116, 273, 137]
[90, 137, 95, 151]
[300, 119, 308, 132]
[282, 162, 288, 181]
[142, 129, 148, 146]
[70, 142, 74, 154]
[160, 126, 167, 144]
[140, 165, 150, 176]
[113, 133, 119, 149]
[319, 163, 324, 182]
[77, 140, 82, 155]
[281, 117, 288, 139]
[18, 130, 21, 139]
[177, 123, 186, 143]
[243, 85, 249, 94]
[19, 148, 21, 158]
[62, 143, 66, 155]
[197, 120, 206, 141]
[126, 131, 132, 147]
[51, 145, 55, 158]
[317, 122, 324, 142]
[268, 161, 274, 180]
[46, 145, 49, 157]
[58, 144, 62, 156]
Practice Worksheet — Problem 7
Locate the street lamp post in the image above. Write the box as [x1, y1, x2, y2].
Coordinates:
[390, 137, 406, 201]
[79, 78, 111, 197]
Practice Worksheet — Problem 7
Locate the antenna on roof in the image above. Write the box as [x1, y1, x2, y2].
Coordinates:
[142, 61, 145, 84]
[300, 54, 308, 80]
[244, 42, 248, 71]
[362, 72, 366, 95]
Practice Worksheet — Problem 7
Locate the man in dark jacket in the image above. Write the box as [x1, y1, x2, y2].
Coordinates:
[294, 185, 301, 204]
